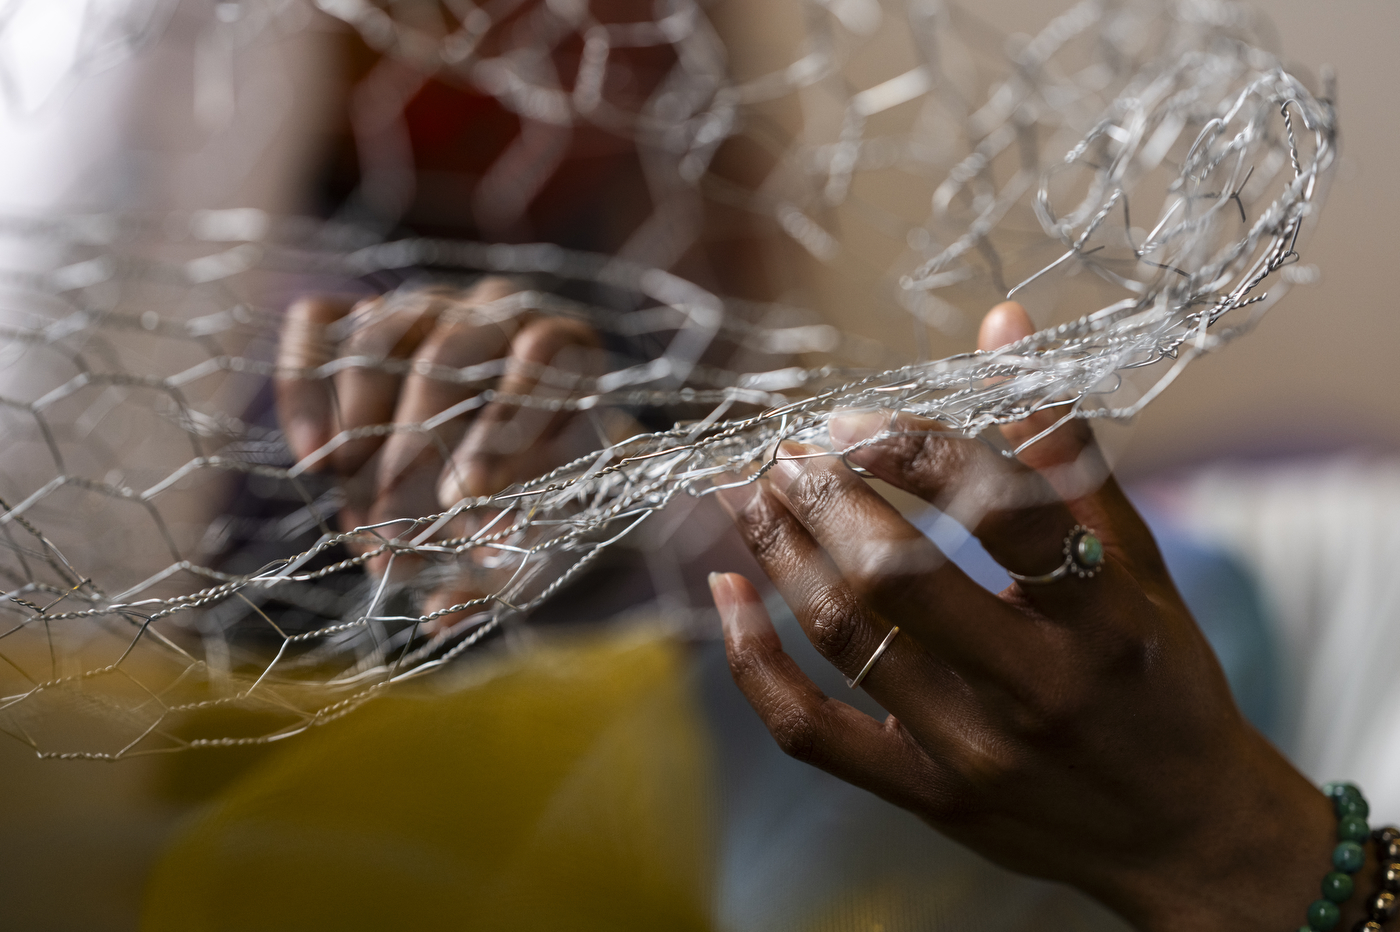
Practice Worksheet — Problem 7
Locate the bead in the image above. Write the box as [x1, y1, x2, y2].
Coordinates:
[1339, 816, 1372, 843]
[1377, 838, 1400, 863]
[1325, 782, 1363, 801]
[1309, 899, 1342, 930]
[1351, 923, 1383, 932]
[1374, 826, 1400, 844]
[1075, 531, 1104, 568]
[1323, 871, 1356, 903]
[1338, 796, 1371, 820]
[1334, 841, 1367, 873]
[1381, 862, 1400, 894]
[1368, 891, 1398, 922]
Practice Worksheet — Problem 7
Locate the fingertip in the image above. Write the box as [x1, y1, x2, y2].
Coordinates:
[438, 457, 504, 508]
[710, 572, 772, 640]
[707, 570, 742, 609]
[285, 294, 355, 327]
[437, 472, 465, 510]
[827, 408, 889, 448]
[285, 419, 329, 470]
[468, 275, 520, 307]
[977, 300, 1035, 352]
[707, 570, 727, 602]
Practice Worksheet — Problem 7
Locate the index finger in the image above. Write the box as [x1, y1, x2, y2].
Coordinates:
[328, 291, 446, 476]
[369, 280, 518, 526]
[276, 296, 354, 469]
[710, 571, 940, 812]
[441, 315, 601, 503]
[762, 442, 1052, 680]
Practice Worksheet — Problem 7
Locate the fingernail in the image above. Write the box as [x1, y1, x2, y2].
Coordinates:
[707, 572, 732, 625]
[827, 408, 888, 448]
[437, 473, 466, 508]
[978, 300, 1035, 352]
[286, 420, 323, 467]
[767, 441, 809, 494]
[707, 572, 743, 635]
[713, 472, 758, 515]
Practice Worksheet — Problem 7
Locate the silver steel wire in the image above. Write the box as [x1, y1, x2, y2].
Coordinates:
[0, 0, 1335, 757]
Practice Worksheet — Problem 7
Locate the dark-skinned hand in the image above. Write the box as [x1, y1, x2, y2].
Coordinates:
[275, 277, 607, 627]
[709, 301, 1369, 932]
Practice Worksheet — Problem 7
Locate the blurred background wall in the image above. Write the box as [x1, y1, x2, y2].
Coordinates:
[791, 0, 1400, 477]
[1095, 0, 1399, 474]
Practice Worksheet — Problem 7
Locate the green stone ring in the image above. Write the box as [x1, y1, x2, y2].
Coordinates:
[1007, 525, 1105, 585]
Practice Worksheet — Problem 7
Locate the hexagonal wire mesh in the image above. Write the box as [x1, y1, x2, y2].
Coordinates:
[0, 0, 1335, 757]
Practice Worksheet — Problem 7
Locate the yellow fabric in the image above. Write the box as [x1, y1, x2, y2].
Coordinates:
[142, 631, 716, 932]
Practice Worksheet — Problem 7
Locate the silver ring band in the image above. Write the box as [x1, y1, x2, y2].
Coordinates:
[847, 625, 899, 689]
[1006, 524, 1105, 585]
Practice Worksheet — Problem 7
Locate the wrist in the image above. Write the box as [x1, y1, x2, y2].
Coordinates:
[1103, 730, 1342, 932]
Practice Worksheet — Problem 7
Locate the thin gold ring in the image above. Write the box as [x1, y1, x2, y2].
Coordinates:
[847, 625, 900, 689]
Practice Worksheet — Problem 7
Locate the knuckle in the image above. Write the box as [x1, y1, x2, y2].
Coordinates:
[510, 321, 555, 360]
[281, 297, 348, 370]
[957, 744, 1030, 803]
[285, 296, 343, 326]
[511, 317, 580, 363]
[533, 314, 599, 347]
[805, 588, 864, 662]
[507, 317, 599, 372]
[470, 276, 517, 303]
[900, 435, 1028, 514]
[904, 431, 966, 480]
[902, 431, 954, 472]
[345, 299, 430, 358]
[785, 466, 849, 525]
[724, 640, 769, 686]
[768, 703, 826, 763]
[1088, 622, 1157, 680]
[1009, 686, 1087, 738]
[733, 495, 791, 565]
[414, 326, 471, 368]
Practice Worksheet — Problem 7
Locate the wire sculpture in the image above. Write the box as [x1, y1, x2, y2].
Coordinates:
[0, 0, 1336, 758]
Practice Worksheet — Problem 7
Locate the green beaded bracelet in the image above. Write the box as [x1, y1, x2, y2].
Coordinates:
[1324, 872, 1357, 903]
[1299, 783, 1372, 931]
[1337, 842, 1368, 874]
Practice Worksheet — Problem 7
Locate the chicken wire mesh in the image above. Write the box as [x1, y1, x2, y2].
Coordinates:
[0, 0, 1336, 758]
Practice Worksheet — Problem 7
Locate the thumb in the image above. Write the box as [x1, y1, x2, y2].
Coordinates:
[978, 301, 1097, 474]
